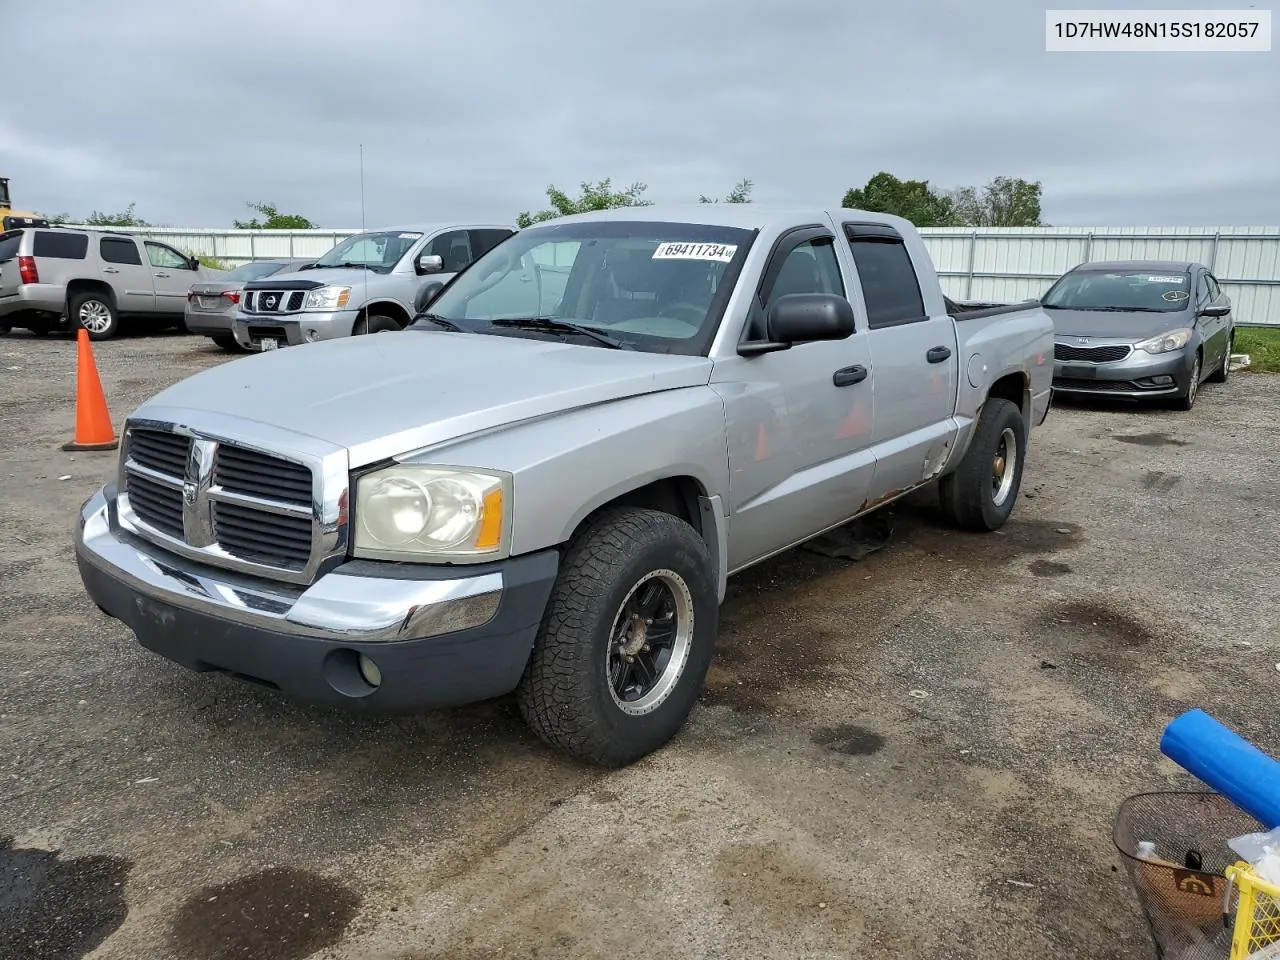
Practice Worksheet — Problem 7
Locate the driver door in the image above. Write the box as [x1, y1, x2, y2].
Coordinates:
[145, 241, 199, 313]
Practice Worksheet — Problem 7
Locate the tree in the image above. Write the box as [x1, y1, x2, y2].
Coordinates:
[82, 202, 151, 227]
[943, 177, 1043, 227]
[699, 178, 753, 204]
[841, 172, 957, 227]
[233, 201, 316, 229]
[516, 179, 651, 228]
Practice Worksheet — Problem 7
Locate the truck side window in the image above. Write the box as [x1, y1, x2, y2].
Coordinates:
[847, 237, 926, 329]
[33, 231, 89, 260]
[469, 229, 514, 259]
[100, 238, 143, 266]
[426, 230, 473, 272]
[145, 242, 191, 269]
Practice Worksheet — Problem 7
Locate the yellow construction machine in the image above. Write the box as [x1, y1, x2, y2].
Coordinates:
[0, 177, 51, 231]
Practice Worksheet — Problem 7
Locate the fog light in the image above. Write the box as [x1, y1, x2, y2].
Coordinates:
[1153, 375, 1174, 385]
[305, 328, 320, 342]
[357, 654, 382, 688]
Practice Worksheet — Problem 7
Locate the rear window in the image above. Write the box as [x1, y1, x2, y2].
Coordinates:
[224, 261, 292, 282]
[33, 231, 89, 260]
[100, 237, 142, 265]
[0, 231, 21, 262]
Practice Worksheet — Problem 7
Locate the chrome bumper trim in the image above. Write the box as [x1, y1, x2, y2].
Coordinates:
[78, 488, 502, 643]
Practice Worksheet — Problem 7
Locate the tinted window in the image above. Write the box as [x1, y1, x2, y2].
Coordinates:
[763, 238, 845, 311]
[224, 261, 292, 282]
[1042, 268, 1190, 313]
[426, 230, 473, 272]
[33, 231, 89, 260]
[145, 242, 190, 269]
[469, 229, 514, 259]
[100, 238, 142, 265]
[0, 231, 21, 262]
[848, 239, 926, 327]
[1205, 273, 1221, 301]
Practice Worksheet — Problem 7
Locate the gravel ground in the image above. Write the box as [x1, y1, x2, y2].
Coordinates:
[2, 328, 1278, 960]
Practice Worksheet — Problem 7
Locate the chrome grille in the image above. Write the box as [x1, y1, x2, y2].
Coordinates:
[119, 424, 330, 582]
[1054, 342, 1132, 363]
[243, 289, 305, 314]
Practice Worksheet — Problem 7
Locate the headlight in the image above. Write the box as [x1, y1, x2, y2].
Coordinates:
[304, 285, 352, 310]
[1136, 328, 1193, 354]
[352, 465, 510, 562]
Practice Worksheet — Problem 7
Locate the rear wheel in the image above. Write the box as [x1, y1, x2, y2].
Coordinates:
[1208, 334, 1233, 384]
[353, 312, 401, 335]
[69, 291, 119, 341]
[938, 397, 1026, 532]
[516, 506, 718, 768]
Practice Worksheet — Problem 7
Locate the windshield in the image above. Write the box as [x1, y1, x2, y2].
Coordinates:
[313, 231, 422, 272]
[413, 220, 755, 354]
[1041, 269, 1191, 313]
[225, 261, 292, 282]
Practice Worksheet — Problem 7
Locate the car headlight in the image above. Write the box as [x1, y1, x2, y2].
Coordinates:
[304, 285, 352, 310]
[352, 465, 510, 562]
[1136, 328, 1193, 354]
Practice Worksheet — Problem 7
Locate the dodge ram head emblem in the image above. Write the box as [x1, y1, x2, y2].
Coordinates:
[182, 481, 197, 506]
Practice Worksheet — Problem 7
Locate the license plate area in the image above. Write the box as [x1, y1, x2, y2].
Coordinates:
[260, 338, 278, 351]
[1060, 364, 1097, 379]
[197, 296, 220, 310]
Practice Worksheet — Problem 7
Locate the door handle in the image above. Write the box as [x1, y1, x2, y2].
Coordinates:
[156, 272, 170, 278]
[926, 345, 951, 363]
[103, 268, 120, 274]
[833, 364, 868, 387]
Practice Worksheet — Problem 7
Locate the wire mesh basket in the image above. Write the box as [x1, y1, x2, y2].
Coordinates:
[1114, 791, 1265, 959]
[1225, 861, 1280, 959]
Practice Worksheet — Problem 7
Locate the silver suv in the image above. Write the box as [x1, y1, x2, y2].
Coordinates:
[0, 226, 224, 340]
[231, 222, 515, 350]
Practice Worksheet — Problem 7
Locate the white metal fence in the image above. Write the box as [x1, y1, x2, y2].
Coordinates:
[76, 224, 1280, 327]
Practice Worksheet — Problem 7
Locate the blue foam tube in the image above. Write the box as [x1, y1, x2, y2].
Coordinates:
[1160, 708, 1280, 829]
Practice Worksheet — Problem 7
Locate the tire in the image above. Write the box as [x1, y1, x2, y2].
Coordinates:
[69, 290, 119, 341]
[938, 397, 1026, 532]
[353, 312, 402, 335]
[0, 321, 9, 336]
[1173, 352, 1201, 411]
[210, 334, 244, 353]
[516, 506, 718, 768]
[1208, 334, 1232, 384]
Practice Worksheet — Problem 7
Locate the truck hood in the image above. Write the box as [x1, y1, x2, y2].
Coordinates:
[134, 332, 714, 466]
[248, 265, 398, 288]
[1046, 307, 1194, 341]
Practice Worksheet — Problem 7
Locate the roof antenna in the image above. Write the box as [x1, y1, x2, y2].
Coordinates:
[359, 143, 369, 321]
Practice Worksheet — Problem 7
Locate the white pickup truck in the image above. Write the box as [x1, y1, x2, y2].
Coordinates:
[75, 206, 1054, 767]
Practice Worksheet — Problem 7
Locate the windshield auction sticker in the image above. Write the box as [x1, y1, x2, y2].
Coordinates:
[1146, 275, 1186, 283]
[652, 242, 738, 262]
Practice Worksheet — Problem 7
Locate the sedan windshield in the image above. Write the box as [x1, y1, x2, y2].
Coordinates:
[412, 220, 754, 354]
[313, 231, 422, 272]
[1041, 269, 1191, 313]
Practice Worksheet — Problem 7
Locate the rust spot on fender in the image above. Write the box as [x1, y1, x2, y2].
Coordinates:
[858, 487, 907, 514]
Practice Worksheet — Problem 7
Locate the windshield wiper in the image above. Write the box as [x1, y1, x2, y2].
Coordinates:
[490, 317, 631, 350]
[318, 261, 375, 270]
[413, 313, 467, 332]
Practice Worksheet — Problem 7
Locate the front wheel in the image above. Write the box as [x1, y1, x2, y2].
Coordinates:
[353, 312, 402, 335]
[1173, 353, 1201, 411]
[516, 506, 718, 768]
[938, 397, 1027, 532]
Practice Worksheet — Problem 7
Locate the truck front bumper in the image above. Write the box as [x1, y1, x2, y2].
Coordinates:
[75, 486, 559, 711]
[232, 310, 361, 350]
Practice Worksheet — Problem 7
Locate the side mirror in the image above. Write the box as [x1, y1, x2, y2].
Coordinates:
[1198, 305, 1229, 318]
[415, 281, 445, 313]
[416, 254, 443, 275]
[768, 293, 855, 343]
[189, 256, 201, 270]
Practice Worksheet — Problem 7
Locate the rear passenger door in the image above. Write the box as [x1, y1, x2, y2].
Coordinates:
[468, 228, 515, 260]
[99, 237, 155, 312]
[1198, 270, 1231, 371]
[712, 226, 877, 571]
[844, 222, 958, 502]
[145, 241, 200, 313]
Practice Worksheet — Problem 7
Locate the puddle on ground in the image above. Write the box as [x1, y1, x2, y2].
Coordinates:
[1112, 432, 1189, 448]
[169, 867, 361, 960]
[1029, 560, 1072, 578]
[811, 724, 885, 756]
[0, 836, 132, 960]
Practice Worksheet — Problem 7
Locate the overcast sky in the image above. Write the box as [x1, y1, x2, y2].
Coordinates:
[5, 0, 1277, 229]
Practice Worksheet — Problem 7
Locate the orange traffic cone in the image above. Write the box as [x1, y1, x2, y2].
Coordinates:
[62, 328, 119, 452]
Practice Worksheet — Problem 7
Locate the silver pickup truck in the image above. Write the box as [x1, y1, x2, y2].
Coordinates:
[230, 222, 515, 350]
[75, 206, 1053, 767]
